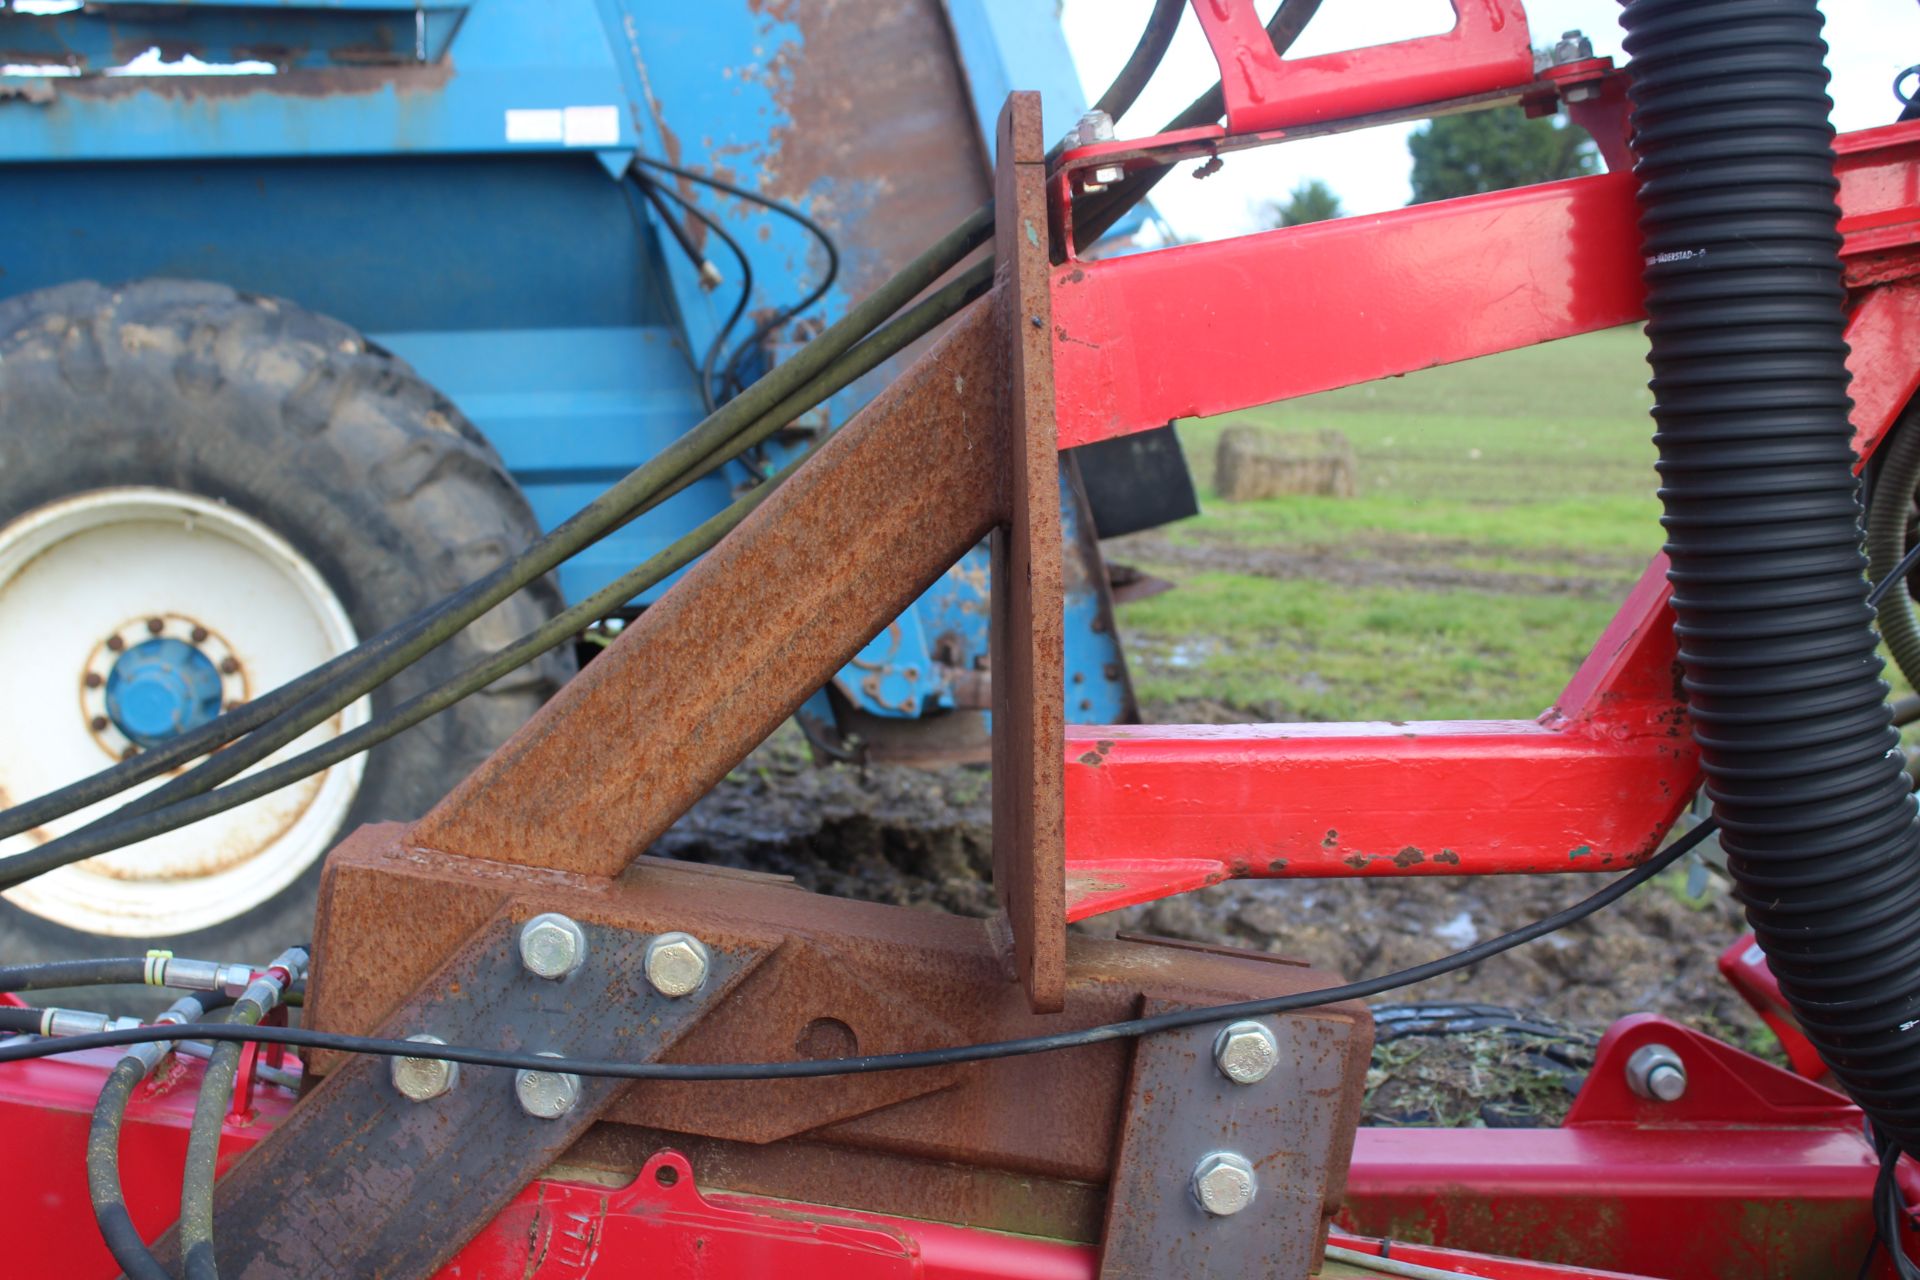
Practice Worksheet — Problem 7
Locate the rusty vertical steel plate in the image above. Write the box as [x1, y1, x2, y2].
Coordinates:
[158, 914, 760, 1280]
[991, 89, 1068, 1015]
[1098, 1007, 1363, 1279]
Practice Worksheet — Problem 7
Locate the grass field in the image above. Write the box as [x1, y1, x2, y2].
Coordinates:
[1112, 325, 1669, 722]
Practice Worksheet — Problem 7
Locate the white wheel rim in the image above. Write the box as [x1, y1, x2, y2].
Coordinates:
[0, 487, 369, 937]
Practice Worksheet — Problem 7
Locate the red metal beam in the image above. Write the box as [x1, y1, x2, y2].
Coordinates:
[1055, 126, 1920, 922]
[1187, 0, 1535, 136]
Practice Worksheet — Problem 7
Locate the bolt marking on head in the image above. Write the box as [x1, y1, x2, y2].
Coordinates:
[1214, 1020, 1280, 1085]
[645, 931, 711, 998]
[515, 1052, 581, 1120]
[391, 1034, 458, 1102]
[518, 913, 587, 980]
[1192, 1152, 1258, 1217]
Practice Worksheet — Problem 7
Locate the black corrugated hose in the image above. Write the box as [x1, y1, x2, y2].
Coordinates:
[1622, 0, 1920, 1192]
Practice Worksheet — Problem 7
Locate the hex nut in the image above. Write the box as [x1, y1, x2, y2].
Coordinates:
[515, 1052, 582, 1120]
[645, 932, 711, 998]
[1214, 1020, 1280, 1085]
[1192, 1151, 1258, 1217]
[518, 912, 587, 981]
[1626, 1043, 1687, 1102]
[391, 1034, 458, 1102]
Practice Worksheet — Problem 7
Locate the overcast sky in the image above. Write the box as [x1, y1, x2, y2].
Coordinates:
[1059, 0, 1918, 241]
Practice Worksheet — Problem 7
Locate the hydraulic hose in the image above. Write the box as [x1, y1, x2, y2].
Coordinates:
[180, 949, 304, 1280]
[1624, 0, 1920, 1159]
[0, 261, 992, 888]
[1867, 404, 1920, 691]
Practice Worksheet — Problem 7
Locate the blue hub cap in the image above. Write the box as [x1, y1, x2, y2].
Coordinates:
[104, 638, 224, 749]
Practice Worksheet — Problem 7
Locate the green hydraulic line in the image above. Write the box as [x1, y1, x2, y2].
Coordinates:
[0, 261, 993, 888]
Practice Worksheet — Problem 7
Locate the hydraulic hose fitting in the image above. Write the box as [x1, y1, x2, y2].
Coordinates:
[124, 994, 215, 1077]
[1624, 0, 1920, 1159]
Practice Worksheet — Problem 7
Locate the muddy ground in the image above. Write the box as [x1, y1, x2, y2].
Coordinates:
[654, 713, 1767, 1128]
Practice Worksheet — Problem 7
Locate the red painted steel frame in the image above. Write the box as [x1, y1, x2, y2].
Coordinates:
[1055, 118, 1920, 921]
[1188, 0, 1535, 135]
[8, 1020, 1906, 1280]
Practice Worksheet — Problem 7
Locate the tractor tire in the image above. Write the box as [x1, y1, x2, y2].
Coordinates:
[0, 278, 572, 968]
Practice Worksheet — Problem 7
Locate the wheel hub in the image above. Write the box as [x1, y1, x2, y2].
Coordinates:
[83, 615, 249, 757]
[106, 637, 224, 748]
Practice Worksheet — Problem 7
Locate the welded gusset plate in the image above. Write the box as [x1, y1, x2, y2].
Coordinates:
[152, 914, 760, 1280]
[1098, 1004, 1365, 1279]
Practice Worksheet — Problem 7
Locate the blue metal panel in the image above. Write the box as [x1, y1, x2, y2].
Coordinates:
[371, 327, 726, 605]
[0, 0, 1143, 743]
[0, 0, 638, 162]
[0, 156, 671, 332]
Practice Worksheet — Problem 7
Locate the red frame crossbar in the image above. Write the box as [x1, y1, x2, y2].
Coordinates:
[1051, 104, 1920, 919]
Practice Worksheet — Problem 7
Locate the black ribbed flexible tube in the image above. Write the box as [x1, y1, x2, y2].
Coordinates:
[1624, 0, 1920, 1158]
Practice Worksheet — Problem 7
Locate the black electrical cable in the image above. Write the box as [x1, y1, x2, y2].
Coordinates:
[636, 173, 756, 415]
[635, 156, 840, 408]
[632, 172, 722, 288]
[1073, 0, 1323, 250]
[1086, 0, 1185, 128]
[0, 820, 1708, 1082]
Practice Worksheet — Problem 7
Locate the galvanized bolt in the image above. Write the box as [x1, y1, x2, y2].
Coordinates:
[518, 912, 588, 981]
[1626, 1043, 1686, 1102]
[1213, 1020, 1280, 1085]
[1192, 1151, 1258, 1217]
[1070, 109, 1126, 192]
[391, 1034, 459, 1102]
[1551, 29, 1593, 65]
[644, 931, 710, 998]
[514, 1052, 581, 1120]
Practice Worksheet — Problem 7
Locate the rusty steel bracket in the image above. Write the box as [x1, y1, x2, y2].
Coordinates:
[404, 91, 1069, 1015]
[991, 92, 1068, 1014]
[160, 89, 1371, 1278]
[152, 904, 763, 1278]
[1099, 1002, 1365, 1278]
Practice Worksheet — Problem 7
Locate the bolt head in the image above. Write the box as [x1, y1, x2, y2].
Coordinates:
[518, 913, 587, 980]
[1214, 1020, 1280, 1085]
[645, 931, 710, 998]
[1192, 1152, 1258, 1217]
[515, 1055, 581, 1119]
[391, 1034, 458, 1102]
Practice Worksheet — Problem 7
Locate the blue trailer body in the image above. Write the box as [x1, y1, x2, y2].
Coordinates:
[0, 0, 1140, 744]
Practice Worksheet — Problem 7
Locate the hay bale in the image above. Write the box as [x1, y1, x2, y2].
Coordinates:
[1213, 425, 1356, 500]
